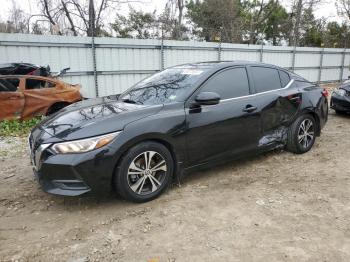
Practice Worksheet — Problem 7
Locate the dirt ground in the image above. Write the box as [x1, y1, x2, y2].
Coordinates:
[1, 85, 350, 262]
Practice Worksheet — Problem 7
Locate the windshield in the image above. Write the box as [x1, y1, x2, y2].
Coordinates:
[119, 66, 209, 105]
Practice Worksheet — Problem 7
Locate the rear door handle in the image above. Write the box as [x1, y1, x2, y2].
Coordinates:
[243, 105, 257, 113]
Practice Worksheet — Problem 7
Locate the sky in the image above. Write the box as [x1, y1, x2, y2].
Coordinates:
[0, 0, 345, 25]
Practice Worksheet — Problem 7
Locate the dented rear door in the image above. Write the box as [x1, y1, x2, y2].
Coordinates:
[247, 66, 300, 147]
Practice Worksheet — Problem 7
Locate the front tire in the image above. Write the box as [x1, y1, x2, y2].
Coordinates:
[114, 141, 174, 202]
[286, 114, 316, 154]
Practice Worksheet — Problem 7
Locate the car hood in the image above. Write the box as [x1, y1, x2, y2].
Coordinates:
[38, 96, 163, 141]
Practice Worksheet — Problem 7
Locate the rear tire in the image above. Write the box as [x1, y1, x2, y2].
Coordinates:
[114, 141, 174, 202]
[286, 114, 316, 154]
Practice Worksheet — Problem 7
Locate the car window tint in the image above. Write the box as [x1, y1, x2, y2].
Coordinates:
[251, 67, 282, 93]
[0, 78, 19, 92]
[200, 67, 250, 99]
[279, 70, 290, 87]
[26, 79, 48, 89]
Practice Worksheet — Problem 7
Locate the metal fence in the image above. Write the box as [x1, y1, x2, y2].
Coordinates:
[1, 33, 349, 98]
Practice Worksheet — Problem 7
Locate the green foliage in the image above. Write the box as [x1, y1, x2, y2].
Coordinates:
[0, 118, 42, 137]
[186, 0, 242, 42]
[111, 8, 159, 39]
[262, 1, 291, 45]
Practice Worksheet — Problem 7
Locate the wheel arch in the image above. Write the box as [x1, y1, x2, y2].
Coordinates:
[300, 109, 321, 136]
[111, 134, 182, 191]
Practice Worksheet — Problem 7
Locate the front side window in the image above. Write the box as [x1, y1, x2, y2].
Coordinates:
[119, 66, 209, 105]
[0, 78, 20, 92]
[26, 79, 52, 89]
[199, 67, 250, 99]
[251, 67, 282, 93]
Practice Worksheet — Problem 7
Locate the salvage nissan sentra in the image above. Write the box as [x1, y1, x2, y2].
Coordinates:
[28, 61, 328, 202]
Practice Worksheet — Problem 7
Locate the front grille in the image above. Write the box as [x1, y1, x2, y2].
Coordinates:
[33, 144, 51, 171]
[28, 132, 51, 171]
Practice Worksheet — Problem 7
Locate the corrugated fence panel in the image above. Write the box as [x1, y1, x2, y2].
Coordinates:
[98, 73, 150, 97]
[295, 69, 320, 82]
[321, 69, 341, 82]
[221, 43, 260, 62]
[164, 40, 218, 67]
[1, 33, 350, 98]
[61, 75, 96, 98]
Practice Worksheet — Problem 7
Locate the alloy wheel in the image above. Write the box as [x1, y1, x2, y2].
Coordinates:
[127, 151, 167, 195]
[298, 119, 315, 149]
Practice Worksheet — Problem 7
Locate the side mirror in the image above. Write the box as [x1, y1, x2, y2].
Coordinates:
[195, 92, 220, 106]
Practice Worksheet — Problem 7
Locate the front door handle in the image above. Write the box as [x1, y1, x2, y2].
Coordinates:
[8, 96, 20, 100]
[243, 105, 257, 113]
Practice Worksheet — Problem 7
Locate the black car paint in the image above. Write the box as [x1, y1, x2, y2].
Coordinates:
[29, 61, 328, 196]
[331, 81, 350, 112]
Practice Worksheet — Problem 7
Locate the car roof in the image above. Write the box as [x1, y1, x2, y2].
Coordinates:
[171, 60, 284, 71]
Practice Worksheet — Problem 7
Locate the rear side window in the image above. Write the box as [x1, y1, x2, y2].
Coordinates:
[0, 78, 20, 92]
[251, 67, 282, 93]
[279, 70, 290, 87]
[200, 67, 250, 99]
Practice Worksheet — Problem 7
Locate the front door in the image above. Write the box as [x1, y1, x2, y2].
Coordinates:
[0, 78, 24, 120]
[184, 67, 261, 166]
[22, 77, 57, 117]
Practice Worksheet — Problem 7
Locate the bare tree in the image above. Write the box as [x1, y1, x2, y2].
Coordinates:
[290, 0, 322, 46]
[337, 0, 350, 21]
[36, 0, 143, 36]
[3, 0, 30, 33]
[163, 0, 187, 39]
[242, 0, 280, 44]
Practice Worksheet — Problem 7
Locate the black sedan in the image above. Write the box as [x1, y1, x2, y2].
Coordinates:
[28, 61, 329, 202]
[331, 80, 350, 114]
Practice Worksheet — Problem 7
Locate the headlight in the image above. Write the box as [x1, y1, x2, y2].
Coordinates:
[334, 88, 346, 96]
[51, 131, 121, 154]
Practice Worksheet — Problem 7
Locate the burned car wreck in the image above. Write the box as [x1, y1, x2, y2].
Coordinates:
[0, 75, 82, 120]
[331, 80, 350, 114]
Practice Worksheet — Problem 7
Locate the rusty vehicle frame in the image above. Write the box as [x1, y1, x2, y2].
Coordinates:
[0, 75, 82, 120]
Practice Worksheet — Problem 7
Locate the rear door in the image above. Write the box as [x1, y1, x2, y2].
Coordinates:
[247, 66, 300, 146]
[184, 67, 262, 166]
[22, 78, 58, 117]
[0, 78, 24, 120]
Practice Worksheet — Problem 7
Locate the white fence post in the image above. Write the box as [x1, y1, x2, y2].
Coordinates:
[318, 48, 324, 83]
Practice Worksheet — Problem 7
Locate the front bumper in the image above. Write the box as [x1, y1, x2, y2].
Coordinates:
[33, 168, 91, 196]
[331, 94, 350, 112]
[30, 144, 117, 196]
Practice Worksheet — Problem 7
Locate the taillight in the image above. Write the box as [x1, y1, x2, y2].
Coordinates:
[321, 89, 329, 97]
